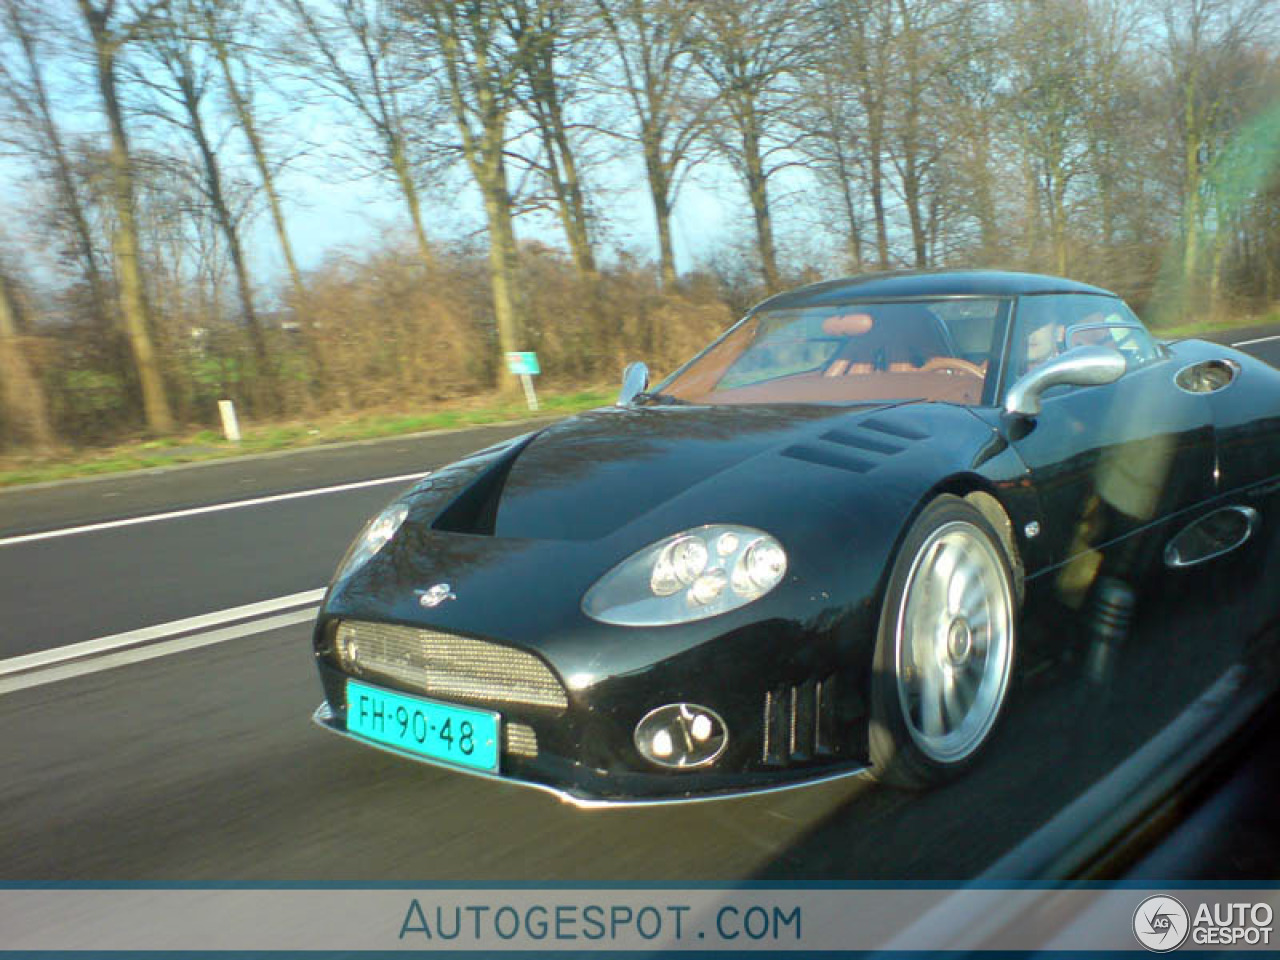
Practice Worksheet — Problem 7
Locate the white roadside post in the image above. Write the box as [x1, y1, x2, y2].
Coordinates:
[505, 352, 541, 411]
[217, 399, 242, 443]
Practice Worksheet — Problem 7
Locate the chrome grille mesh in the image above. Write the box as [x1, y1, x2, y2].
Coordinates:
[503, 722, 539, 758]
[336, 620, 567, 710]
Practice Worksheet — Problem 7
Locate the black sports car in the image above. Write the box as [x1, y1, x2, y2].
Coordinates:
[311, 270, 1280, 805]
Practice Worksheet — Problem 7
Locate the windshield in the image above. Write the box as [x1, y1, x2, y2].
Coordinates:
[657, 298, 1009, 406]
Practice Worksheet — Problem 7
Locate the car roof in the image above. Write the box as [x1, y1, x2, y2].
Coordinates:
[754, 269, 1118, 312]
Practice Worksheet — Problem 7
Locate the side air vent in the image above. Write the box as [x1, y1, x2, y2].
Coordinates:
[1164, 505, 1259, 568]
[762, 675, 838, 765]
[1175, 358, 1240, 395]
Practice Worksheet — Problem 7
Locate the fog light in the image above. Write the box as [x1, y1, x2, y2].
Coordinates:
[651, 728, 674, 758]
[634, 703, 728, 769]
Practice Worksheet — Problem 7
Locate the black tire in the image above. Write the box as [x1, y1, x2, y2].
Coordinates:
[869, 494, 1018, 788]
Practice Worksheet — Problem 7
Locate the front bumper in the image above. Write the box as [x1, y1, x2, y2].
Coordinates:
[310, 699, 868, 808]
[311, 614, 872, 805]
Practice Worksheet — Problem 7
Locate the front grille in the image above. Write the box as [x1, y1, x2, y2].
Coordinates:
[335, 620, 568, 710]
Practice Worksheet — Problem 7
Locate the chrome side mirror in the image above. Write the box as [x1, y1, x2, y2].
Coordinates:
[616, 361, 650, 406]
[1004, 346, 1127, 417]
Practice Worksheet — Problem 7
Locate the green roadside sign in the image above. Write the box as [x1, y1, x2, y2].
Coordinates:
[505, 352, 540, 376]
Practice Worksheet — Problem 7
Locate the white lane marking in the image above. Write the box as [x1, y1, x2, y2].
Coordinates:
[0, 608, 318, 695]
[0, 471, 429, 548]
[1232, 334, 1280, 347]
[0, 588, 325, 678]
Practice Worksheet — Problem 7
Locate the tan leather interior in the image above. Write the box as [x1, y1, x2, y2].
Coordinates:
[707, 369, 984, 406]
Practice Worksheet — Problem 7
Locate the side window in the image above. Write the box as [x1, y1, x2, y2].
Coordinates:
[1064, 324, 1160, 367]
[1009, 294, 1160, 388]
[1008, 295, 1071, 382]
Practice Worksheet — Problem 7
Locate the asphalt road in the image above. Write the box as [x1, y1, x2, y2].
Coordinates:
[1, 327, 1278, 882]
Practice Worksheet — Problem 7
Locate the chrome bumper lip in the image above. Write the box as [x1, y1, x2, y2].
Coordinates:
[311, 702, 869, 809]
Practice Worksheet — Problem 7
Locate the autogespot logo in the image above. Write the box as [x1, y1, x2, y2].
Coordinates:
[1134, 895, 1190, 952]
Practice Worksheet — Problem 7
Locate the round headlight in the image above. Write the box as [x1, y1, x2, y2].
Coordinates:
[744, 538, 787, 592]
[335, 502, 409, 579]
[583, 525, 788, 626]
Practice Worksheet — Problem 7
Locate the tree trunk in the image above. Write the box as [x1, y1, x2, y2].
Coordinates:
[1052, 178, 1069, 276]
[211, 43, 329, 391]
[479, 154, 527, 398]
[83, 2, 174, 433]
[866, 108, 890, 270]
[178, 72, 277, 412]
[5, 1, 114, 335]
[212, 43, 302, 297]
[970, 128, 999, 262]
[829, 129, 863, 272]
[532, 72, 596, 276]
[389, 136, 435, 273]
[643, 135, 678, 288]
[902, 164, 927, 268]
[549, 125, 596, 275]
[741, 113, 780, 292]
[1181, 65, 1204, 311]
[0, 270, 56, 452]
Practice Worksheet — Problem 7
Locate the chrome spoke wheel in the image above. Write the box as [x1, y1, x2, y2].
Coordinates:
[895, 520, 1014, 764]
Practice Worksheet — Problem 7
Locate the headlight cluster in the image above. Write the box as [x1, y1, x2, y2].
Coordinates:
[336, 503, 409, 579]
[582, 525, 787, 626]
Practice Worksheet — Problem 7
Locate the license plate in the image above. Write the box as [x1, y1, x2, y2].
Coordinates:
[345, 679, 500, 773]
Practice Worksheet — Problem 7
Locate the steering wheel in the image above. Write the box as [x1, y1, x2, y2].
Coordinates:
[921, 356, 985, 377]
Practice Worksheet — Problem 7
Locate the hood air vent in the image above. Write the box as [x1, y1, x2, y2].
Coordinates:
[432, 433, 538, 535]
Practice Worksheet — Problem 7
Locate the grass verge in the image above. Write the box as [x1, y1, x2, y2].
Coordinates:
[1150, 309, 1280, 341]
[0, 388, 613, 489]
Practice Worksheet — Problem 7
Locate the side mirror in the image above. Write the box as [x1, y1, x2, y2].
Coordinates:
[616, 361, 650, 406]
[1004, 346, 1126, 417]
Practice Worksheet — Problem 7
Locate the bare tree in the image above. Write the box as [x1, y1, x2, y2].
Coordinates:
[932, 4, 1005, 264]
[797, 60, 867, 272]
[1156, 0, 1276, 309]
[881, 0, 978, 268]
[502, 0, 598, 276]
[818, 0, 894, 269]
[593, 0, 708, 287]
[690, 0, 814, 292]
[0, 0, 116, 337]
[408, 0, 534, 392]
[76, 0, 175, 433]
[198, 3, 301, 296]
[282, 0, 437, 272]
[135, 0, 279, 410]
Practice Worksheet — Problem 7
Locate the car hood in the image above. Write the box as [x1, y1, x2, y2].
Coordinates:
[323, 399, 1023, 670]
[481, 404, 888, 540]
